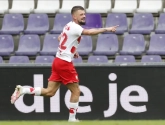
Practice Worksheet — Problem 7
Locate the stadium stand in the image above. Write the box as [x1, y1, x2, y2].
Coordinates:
[0, 0, 165, 63]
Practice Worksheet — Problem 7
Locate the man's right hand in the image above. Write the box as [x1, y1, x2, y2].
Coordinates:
[105, 25, 119, 32]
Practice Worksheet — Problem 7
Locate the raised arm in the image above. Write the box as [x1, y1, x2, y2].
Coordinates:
[82, 25, 119, 35]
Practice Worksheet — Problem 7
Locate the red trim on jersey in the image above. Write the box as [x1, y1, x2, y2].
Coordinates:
[77, 36, 81, 44]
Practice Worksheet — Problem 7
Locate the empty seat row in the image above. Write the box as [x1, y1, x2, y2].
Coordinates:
[2, 34, 165, 57]
[0, 0, 163, 14]
[0, 13, 102, 35]
[2, 13, 165, 35]
[112, 0, 162, 14]
[0, 55, 162, 64]
[88, 0, 163, 14]
[114, 55, 163, 63]
[0, 34, 92, 56]
[86, 55, 163, 63]
[95, 34, 165, 56]
[7, 56, 54, 63]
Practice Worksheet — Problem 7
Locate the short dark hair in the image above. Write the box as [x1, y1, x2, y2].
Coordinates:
[71, 6, 85, 14]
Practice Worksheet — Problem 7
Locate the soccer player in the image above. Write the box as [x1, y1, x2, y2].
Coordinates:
[11, 6, 118, 122]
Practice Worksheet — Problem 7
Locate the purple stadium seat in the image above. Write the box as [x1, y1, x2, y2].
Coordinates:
[0, 35, 14, 56]
[9, 56, 30, 63]
[77, 35, 92, 56]
[72, 56, 83, 63]
[24, 14, 49, 34]
[120, 34, 145, 55]
[0, 56, 3, 63]
[82, 13, 102, 29]
[40, 34, 59, 55]
[115, 55, 136, 63]
[104, 13, 127, 34]
[15, 35, 40, 56]
[0, 14, 24, 35]
[87, 56, 108, 63]
[93, 34, 118, 55]
[141, 55, 162, 62]
[129, 13, 154, 34]
[155, 13, 165, 34]
[35, 56, 54, 63]
[50, 13, 72, 34]
[147, 34, 165, 55]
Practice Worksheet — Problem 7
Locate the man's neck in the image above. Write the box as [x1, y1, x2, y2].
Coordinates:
[73, 20, 81, 26]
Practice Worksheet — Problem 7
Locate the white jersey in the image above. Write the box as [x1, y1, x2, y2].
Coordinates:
[56, 21, 84, 62]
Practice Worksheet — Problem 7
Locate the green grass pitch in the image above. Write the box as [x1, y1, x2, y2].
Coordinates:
[1, 120, 165, 125]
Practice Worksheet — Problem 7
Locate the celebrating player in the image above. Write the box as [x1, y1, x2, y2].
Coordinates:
[11, 6, 118, 122]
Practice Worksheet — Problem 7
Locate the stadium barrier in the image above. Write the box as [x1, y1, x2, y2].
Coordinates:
[1, 63, 165, 120]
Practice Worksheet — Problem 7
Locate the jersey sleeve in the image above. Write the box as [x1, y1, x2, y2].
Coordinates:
[74, 24, 84, 36]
